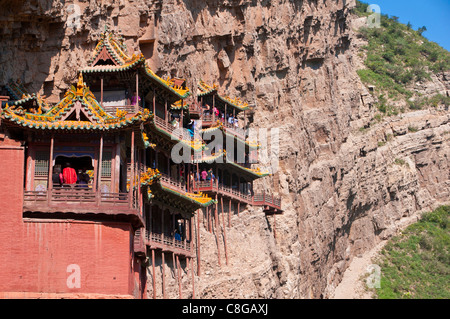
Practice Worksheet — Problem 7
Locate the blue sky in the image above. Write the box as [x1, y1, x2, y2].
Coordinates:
[367, 0, 450, 51]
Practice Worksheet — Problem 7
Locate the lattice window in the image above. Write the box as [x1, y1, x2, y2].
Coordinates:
[35, 151, 49, 177]
[101, 151, 112, 178]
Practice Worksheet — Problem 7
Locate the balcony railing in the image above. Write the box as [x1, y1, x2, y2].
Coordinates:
[23, 187, 139, 217]
[252, 192, 282, 210]
[153, 115, 192, 141]
[145, 230, 191, 255]
[193, 180, 281, 210]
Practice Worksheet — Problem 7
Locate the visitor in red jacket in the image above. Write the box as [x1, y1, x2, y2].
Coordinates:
[62, 163, 77, 185]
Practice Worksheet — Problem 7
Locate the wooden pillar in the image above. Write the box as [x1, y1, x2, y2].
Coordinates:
[181, 108, 184, 128]
[176, 255, 182, 299]
[135, 71, 139, 113]
[274, 214, 277, 239]
[48, 134, 54, 190]
[100, 77, 104, 107]
[47, 135, 54, 205]
[97, 133, 104, 204]
[152, 89, 156, 115]
[129, 130, 134, 208]
[190, 257, 195, 299]
[165, 100, 168, 123]
[212, 95, 215, 122]
[228, 199, 231, 227]
[196, 212, 201, 276]
[161, 207, 164, 246]
[237, 201, 240, 217]
[215, 194, 221, 267]
[162, 252, 166, 299]
[151, 249, 156, 299]
[221, 196, 228, 265]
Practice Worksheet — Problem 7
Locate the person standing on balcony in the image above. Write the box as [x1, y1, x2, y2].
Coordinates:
[77, 168, 89, 188]
[62, 162, 77, 186]
[130, 91, 141, 106]
[201, 168, 207, 181]
[52, 166, 63, 188]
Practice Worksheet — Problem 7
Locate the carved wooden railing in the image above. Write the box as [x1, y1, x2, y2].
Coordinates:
[102, 105, 140, 114]
[145, 230, 191, 253]
[153, 115, 192, 141]
[23, 187, 130, 207]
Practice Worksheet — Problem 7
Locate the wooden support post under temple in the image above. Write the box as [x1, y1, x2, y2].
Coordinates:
[214, 194, 221, 267]
[196, 212, 201, 276]
[176, 254, 182, 299]
[151, 249, 156, 299]
[220, 196, 229, 265]
[190, 257, 195, 299]
[162, 252, 166, 299]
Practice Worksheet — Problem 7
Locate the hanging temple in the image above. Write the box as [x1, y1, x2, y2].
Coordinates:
[0, 29, 282, 299]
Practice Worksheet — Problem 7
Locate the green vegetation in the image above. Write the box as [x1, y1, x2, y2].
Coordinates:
[373, 206, 450, 299]
[353, 1, 450, 115]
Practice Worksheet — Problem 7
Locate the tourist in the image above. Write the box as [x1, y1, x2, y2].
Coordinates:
[174, 229, 181, 241]
[203, 104, 211, 116]
[228, 114, 234, 126]
[189, 171, 194, 191]
[52, 166, 63, 188]
[77, 168, 89, 188]
[201, 168, 208, 181]
[62, 163, 77, 186]
[130, 91, 141, 106]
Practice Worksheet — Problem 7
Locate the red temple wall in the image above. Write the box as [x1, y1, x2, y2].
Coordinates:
[0, 138, 139, 298]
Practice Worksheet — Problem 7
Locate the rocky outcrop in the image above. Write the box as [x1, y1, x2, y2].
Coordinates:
[1, 0, 448, 298]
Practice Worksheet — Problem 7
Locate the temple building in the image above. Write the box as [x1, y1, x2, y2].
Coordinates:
[0, 29, 281, 299]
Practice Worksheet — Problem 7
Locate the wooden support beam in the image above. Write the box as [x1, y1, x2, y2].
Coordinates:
[153, 89, 156, 115]
[129, 131, 134, 208]
[196, 212, 201, 276]
[176, 255, 182, 299]
[151, 249, 156, 299]
[274, 214, 276, 239]
[135, 71, 139, 113]
[162, 252, 166, 299]
[228, 199, 231, 227]
[221, 196, 229, 265]
[190, 257, 195, 299]
[48, 134, 54, 190]
[215, 194, 221, 267]
[100, 77, 104, 107]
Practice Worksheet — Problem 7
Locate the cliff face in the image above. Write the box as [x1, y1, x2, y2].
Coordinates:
[1, 0, 449, 298]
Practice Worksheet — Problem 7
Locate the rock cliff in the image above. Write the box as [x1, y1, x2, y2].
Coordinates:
[1, 0, 448, 298]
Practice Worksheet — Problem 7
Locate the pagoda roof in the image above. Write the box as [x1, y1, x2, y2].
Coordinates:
[80, 30, 190, 103]
[1, 74, 151, 132]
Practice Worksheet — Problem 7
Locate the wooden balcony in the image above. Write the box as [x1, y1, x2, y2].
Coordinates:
[102, 104, 141, 115]
[193, 180, 282, 213]
[153, 115, 192, 141]
[23, 187, 143, 225]
[145, 230, 192, 257]
[252, 192, 283, 214]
